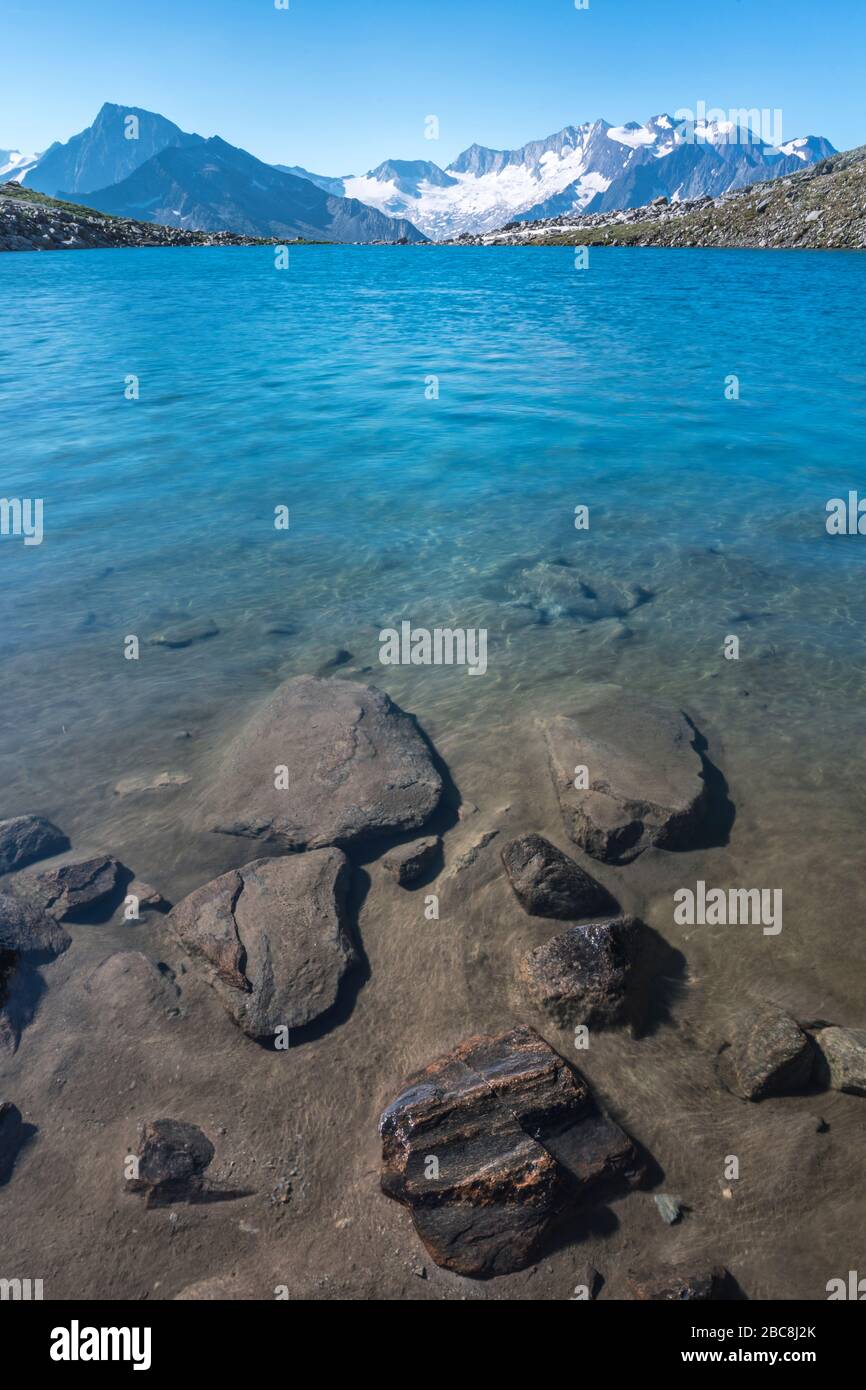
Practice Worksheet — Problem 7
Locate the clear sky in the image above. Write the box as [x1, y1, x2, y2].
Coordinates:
[3, 0, 864, 170]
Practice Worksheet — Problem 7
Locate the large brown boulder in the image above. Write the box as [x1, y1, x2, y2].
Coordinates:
[198, 676, 442, 853]
[379, 1025, 645, 1278]
[168, 850, 355, 1040]
[543, 688, 708, 863]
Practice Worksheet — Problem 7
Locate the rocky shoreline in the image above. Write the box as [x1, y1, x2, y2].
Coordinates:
[446, 145, 866, 251]
[2, 672, 864, 1297]
[0, 183, 283, 252]
[6, 143, 866, 255]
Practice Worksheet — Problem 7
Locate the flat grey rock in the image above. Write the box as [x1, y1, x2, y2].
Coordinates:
[718, 1010, 814, 1101]
[544, 687, 708, 863]
[382, 836, 441, 886]
[199, 676, 442, 852]
[14, 855, 122, 921]
[0, 815, 69, 874]
[501, 833, 619, 919]
[814, 1026, 866, 1096]
[169, 850, 355, 1039]
[519, 916, 641, 1028]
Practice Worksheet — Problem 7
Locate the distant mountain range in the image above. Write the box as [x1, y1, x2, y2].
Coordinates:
[293, 118, 836, 239]
[18, 105, 425, 243]
[7, 103, 836, 243]
[72, 133, 427, 243]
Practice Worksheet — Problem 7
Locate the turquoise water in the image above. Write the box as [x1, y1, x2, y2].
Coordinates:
[4, 242, 866, 1302]
[2, 245, 866, 891]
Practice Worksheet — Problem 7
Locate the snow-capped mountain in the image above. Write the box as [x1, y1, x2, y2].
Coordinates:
[0, 149, 39, 182]
[290, 118, 835, 240]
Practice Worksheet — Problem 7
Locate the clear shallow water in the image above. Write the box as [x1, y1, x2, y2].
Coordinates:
[1, 245, 866, 919]
[4, 242, 866, 1303]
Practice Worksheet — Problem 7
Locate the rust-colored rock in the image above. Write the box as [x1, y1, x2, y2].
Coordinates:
[379, 1025, 644, 1278]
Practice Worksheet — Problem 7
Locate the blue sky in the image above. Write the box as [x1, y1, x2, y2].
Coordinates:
[3, 0, 864, 170]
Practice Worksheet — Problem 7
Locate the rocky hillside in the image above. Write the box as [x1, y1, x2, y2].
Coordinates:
[0, 183, 281, 251]
[72, 136, 427, 244]
[450, 145, 866, 251]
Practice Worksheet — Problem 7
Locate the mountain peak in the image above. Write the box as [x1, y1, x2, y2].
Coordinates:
[25, 103, 204, 197]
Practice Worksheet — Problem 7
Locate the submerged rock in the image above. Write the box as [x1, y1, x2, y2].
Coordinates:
[627, 1266, 729, 1300]
[0, 1100, 33, 1186]
[813, 1026, 866, 1096]
[83, 951, 180, 1028]
[0, 894, 71, 1052]
[518, 917, 642, 1029]
[200, 676, 442, 852]
[0, 815, 69, 874]
[114, 771, 191, 797]
[315, 648, 354, 676]
[0, 892, 71, 958]
[126, 1119, 214, 1206]
[169, 849, 355, 1039]
[15, 855, 122, 920]
[501, 833, 619, 919]
[718, 1010, 814, 1101]
[117, 879, 170, 921]
[544, 688, 709, 863]
[148, 618, 219, 649]
[379, 1025, 645, 1278]
[495, 558, 650, 624]
[382, 836, 441, 887]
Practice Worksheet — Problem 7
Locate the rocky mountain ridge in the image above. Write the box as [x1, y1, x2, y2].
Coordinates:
[447, 146, 866, 251]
